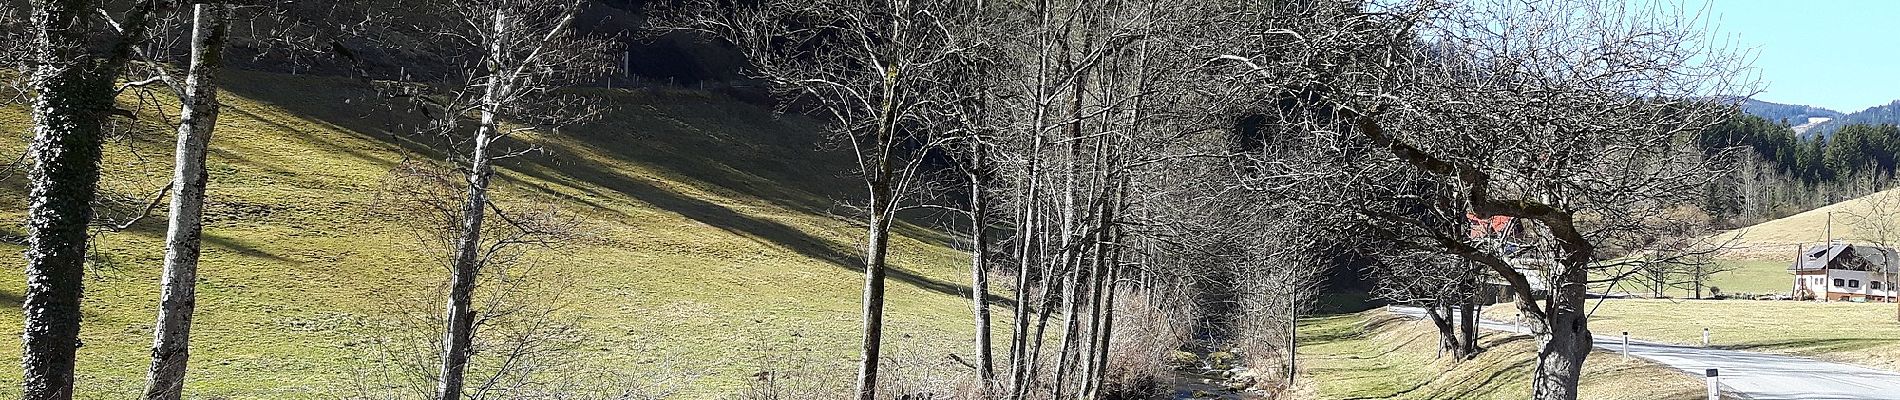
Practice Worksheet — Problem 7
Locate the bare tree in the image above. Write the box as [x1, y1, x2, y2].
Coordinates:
[376, 1, 616, 398]
[1845, 189, 1900, 305]
[684, 2, 988, 397]
[355, 161, 657, 400]
[1220, 1, 1750, 398]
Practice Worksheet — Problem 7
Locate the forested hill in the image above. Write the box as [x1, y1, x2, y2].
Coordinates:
[1741, 98, 1843, 133]
[1695, 111, 1900, 227]
[1813, 101, 1900, 136]
[1741, 98, 1900, 138]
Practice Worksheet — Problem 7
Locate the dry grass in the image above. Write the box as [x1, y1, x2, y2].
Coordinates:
[1717, 188, 1900, 260]
[1296, 310, 1709, 400]
[0, 70, 1006, 398]
[1486, 299, 1900, 372]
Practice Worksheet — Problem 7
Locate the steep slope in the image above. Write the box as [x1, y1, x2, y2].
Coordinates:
[1717, 187, 1900, 260]
[0, 70, 999, 398]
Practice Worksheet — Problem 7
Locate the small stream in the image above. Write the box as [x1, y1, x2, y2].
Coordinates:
[1158, 370, 1263, 399]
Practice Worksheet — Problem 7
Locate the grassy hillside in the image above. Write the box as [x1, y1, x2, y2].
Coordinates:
[0, 70, 1002, 398]
[1296, 310, 1709, 400]
[1678, 188, 1900, 296]
[1718, 187, 1900, 260]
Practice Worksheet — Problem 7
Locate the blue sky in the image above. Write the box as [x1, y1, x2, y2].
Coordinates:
[1708, 0, 1900, 112]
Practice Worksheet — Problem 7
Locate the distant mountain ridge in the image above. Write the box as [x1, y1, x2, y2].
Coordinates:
[1812, 100, 1900, 136]
[1740, 98, 1900, 138]
[1741, 98, 1843, 126]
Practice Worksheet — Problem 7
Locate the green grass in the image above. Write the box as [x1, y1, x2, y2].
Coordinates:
[1297, 310, 1708, 400]
[1704, 259, 1794, 296]
[0, 70, 1004, 398]
[1493, 299, 1900, 373]
[1593, 259, 1789, 298]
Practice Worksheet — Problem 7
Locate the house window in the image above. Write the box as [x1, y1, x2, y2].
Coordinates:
[1850, 279, 1862, 288]
[1876, 281, 1885, 290]
[1835, 278, 1847, 287]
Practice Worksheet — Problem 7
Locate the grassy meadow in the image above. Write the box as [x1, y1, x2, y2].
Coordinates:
[1294, 310, 1710, 400]
[0, 70, 1005, 398]
[1490, 299, 1900, 373]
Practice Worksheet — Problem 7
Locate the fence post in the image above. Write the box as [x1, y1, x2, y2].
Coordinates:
[1706, 368, 1720, 400]
[1621, 332, 1630, 357]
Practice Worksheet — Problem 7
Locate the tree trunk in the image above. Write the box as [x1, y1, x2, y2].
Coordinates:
[1006, 151, 1041, 400]
[438, 13, 511, 400]
[1078, 172, 1118, 399]
[143, 5, 230, 399]
[1285, 285, 1297, 386]
[436, 109, 496, 400]
[1458, 291, 1480, 359]
[1527, 268, 1592, 400]
[1082, 207, 1122, 400]
[853, 89, 900, 400]
[1023, 255, 1063, 397]
[1456, 267, 1481, 359]
[1049, 257, 1083, 400]
[968, 149, 996, 395]
[22, 1, 156, 398]
[854, 201, 894, 400]
[1009, 0, 1053, 395]
[1426, 304, 1462, 359]
[21, 46, 107, 400]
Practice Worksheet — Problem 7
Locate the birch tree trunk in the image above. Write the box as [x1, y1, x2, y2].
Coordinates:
[22, 1, 156, 398]
[437, 12, 511, 400]
[142, 4, 231, 399]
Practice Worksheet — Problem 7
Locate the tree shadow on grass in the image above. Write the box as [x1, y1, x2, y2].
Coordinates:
[1431, 356, 1534, 399]
[202, 233, 293, 263]
[0, 290, 22, 308]
[1477, 333, 1531, 348]
[501, 150, 1014, 308]
[218, 74, 1000, 307]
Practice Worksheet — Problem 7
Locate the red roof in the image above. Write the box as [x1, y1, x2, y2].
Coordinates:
[1467, 213, 1514, 238]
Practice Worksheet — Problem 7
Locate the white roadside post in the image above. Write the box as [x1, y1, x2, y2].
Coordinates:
[1702, 327, 1711, 347]
[1706, 368, 1721, 400]
[1621, 332, 1630, 357]
[1514, 314, 1521, 334]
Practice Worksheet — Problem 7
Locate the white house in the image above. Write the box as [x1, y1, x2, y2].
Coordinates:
[1790, 242, 1899, 302]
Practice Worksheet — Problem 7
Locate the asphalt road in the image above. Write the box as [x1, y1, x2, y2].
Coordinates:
[1388, 306, 1900, 400]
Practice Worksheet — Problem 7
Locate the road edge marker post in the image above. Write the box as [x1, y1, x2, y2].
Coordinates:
[1706, 368, 1720, 400]
[1702, 327, 1710, 347]
[1622, 332, 1630, 357]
